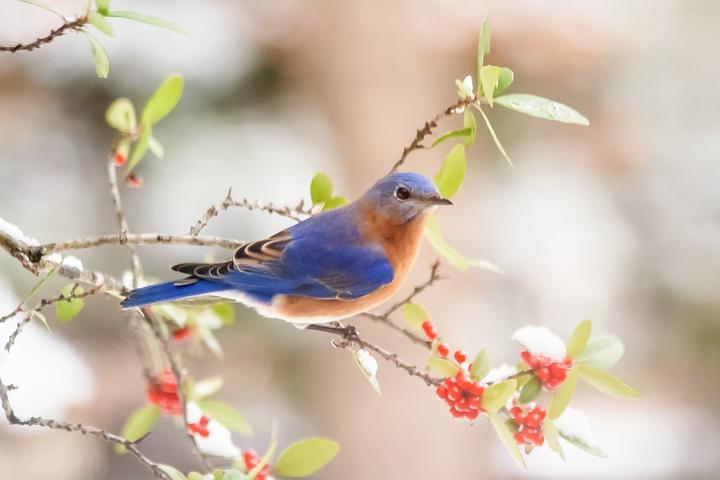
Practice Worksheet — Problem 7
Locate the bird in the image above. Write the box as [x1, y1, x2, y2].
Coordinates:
[121, 172, 452, 325]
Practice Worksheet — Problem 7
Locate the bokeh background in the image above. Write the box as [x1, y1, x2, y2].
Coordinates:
[2, 0, 719, 478]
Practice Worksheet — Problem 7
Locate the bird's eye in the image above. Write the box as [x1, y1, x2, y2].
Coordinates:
[395, 186, 411, 200]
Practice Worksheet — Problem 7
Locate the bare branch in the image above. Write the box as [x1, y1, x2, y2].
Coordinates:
[107, 157, 142, 287]
[0, 16, 87, 53]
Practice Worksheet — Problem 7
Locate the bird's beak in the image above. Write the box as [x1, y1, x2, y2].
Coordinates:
[425, 196, 453, 206]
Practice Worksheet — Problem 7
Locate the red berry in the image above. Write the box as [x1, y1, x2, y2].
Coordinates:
[436, 386, 448, 399]
[467, 397, 481, 410]
[525, 412, 543, 428]
[126, 173, 143, 188]
[536, 366, 551, 383]
[521, 351, 534, 367]
[468, 384, 485, 397]
[171, 326, 194, 341]
[421, 321, 437, 340]
[436, 343, 449, 358]
[514, 431, 525, 444]
[465, 409, 479, 420]
[447, 385, 462, 401]
[454, 350, 467, 364]
[114, 152, 127, 167]
[550, 363, 567, 378]
[450, 407, 465, 418]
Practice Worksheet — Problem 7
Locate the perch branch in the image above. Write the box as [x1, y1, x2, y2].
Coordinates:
[0, 15, 87, 53]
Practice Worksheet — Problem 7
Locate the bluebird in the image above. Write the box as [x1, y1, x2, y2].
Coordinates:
[121, 172, 452, 324]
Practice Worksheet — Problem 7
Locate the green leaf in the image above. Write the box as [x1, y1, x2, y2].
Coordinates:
[29, 310, 51, 333]
[476, 106, 512, 166]
[95, 0, 110, 15]
[116, 404, 161, 453]
[481, 379, 517, 412]
[548, 365, 579, 419]
[494, 94, 590, 126]
[193, 375, 224, 399]
[126, 123, 152, 174]
[479, 65, 502, 106]
[141, 74, 184, 125]
[322, 196, 348, 211]
[518, 376, 542, 404]
[578, 364, 640, 399]
[83, 31, 110, 79]
[577, 335, 624, 369]
[273, 438, 340, 477]
[148, 136, 164, 158]
[496, 67, 514, 95]
[56, 284, 85, 322]
[88, 10, 114, 36]
[433, 144, 466, 199]
[559, 431, 608, 458]
[567, 319, 592, 359]
[310, 173, 333, 205]
[469, 349, 490, 382]
[487, 411, 526, 469]
[197, 400, 252, 436]
[477, 18, 490, 78]
[424, 216, 468, 270]
[106, 10, 189, 35]
[22, 266, 58, 303]
[188, 473, 207, 480]
[19, 0, 65, 18]
[105, 98, 137, 133]
[426, 357, 460, 378]
[431, 128, 473, 148]
[463, 109, 477, 147]
[158, 465, 187, 480]
[542, 419, 565, 460]
[401, 303, 427, 330]
[211, 303, 235, 325]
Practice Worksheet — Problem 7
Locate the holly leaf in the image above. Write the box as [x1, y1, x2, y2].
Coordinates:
[88, 10, 114, 36]
[273, 438, 340, 478]
[548, 365, 579, 419]
[105, 98, 137, 133]
[577, 335, 624, 369]
[83, 31, 110, 79]
[197, 400, 252, 436]
[481, 379, 517, 412]
[543, 419, 565, 460]
[469, 349, 489, 382]
[487, 411, 526, 469]
[106, 10, 189, 35]
[494, 94, 590, 125]
[310, 173, 333, 205]
[518, 376, 542, 404]
[141, 74, 184, 125]
[426, 357, 460, 378]
[401, 303, 427, 330]
[567, 319, 592, 359]
[56, 284, 85, 322]
[578, 364, 640, 399]
[433, 144, 466, 199]
[115, 404, 161, 453]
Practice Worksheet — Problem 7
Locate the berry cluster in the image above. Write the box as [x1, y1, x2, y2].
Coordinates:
[421, 320, 438, 340]
[243, 449, 272, 480]
[521, 351, 572, 389]
[436, 370, 485, 420]
[146, 369, 182, 415]
[187, 415, 210, 437]
[510, 403, 546, 447]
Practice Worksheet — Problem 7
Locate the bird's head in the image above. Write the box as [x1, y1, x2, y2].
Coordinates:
[361, 172, 452, 224]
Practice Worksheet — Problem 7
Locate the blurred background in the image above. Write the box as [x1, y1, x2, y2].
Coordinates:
[1, 0, 719, 478]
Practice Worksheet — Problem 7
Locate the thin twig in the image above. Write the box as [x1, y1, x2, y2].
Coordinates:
[0, 15, 87, 53]
[0, 376, 170, 480]
[107, 158, 142, 287]
[189, 188, 310, 236]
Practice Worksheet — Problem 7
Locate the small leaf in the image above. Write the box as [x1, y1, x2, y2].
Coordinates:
[211, 303, 235, 325]
[401, 303, 427, 330]
[188, 473, 207, 480]
[426, 357, 460, 378]
[310, 173, 333, 205]
[543, 419, 565, 460]
[141, 74, 184, 124]
[322, 196, 348, 211]
[95, 0, 110, 15]
[116, 404, 161, 453]
[479, 65, 502, 106]
[273, 438, 340, 478]
[18, 0, 64, 18]
[578, 364, 640, 399]
[577, 335, 624, 369]
[424, 216, 468, 270]
[83, 31, 110, 79]
[481, 379, 517, 412]
[106, 10, 189, 35]
[559, 432, 608, 458]
[476, 106, 512, 166]
[567, 319, 592, 359]
[477, 18, 490, 78]
[549, 365, 579, 419]
[496, 67, 514, 95]
[56, 284, 85, 322]
[158, 465, 187, 480]
[433, 144, 466, 199]
[431, 127, 473, 148]
[469, 349, 490, 382]
[29, 310, 51, 333]
[518, 376, 542, 404]
[22, 266, 58, 303]
[193, 375, 224, 399]
[88, 10, 114, 36]
[494, 94, 590, 126]
[197, 400, 252, 436]
[148, 136, 164, 158]
[105, 98, 137, 132]
[487, 411, 526, 469]
[126, 123, 152, 173]
[463, 109, 477, 147]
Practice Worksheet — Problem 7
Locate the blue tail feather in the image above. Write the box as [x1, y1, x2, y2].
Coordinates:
[121, 279, 227, 309]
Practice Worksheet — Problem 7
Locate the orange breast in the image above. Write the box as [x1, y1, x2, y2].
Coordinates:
[275, 209, 430, 321]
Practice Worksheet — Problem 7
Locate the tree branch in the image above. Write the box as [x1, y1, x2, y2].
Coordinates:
[107, 156, 142, 286]
[0, 15, 87, 53]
